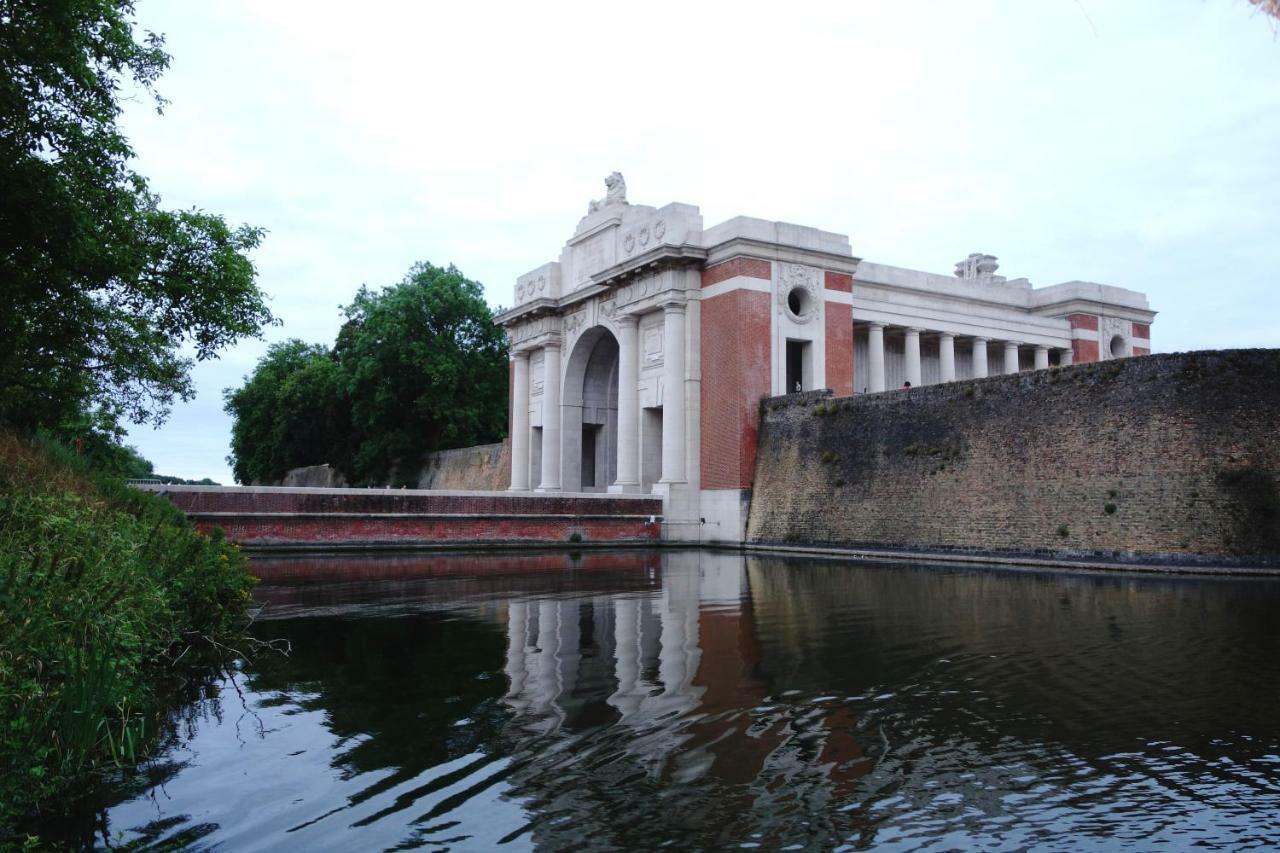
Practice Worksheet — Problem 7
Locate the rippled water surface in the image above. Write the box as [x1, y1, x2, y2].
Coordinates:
[62, 551, 1280, 850]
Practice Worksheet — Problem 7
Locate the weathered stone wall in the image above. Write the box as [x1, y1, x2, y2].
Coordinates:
[281, 464, 346, 488]
[747, 350, 1280, 565]
[275, 440, 511, 491]
[416, 440, 510, 490]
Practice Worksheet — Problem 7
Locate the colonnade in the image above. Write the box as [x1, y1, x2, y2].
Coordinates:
[511, 300, 687, 492]
[862, 321, 1072, 392]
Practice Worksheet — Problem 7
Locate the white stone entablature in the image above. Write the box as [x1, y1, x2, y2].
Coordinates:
[496, 175, 1157, 542]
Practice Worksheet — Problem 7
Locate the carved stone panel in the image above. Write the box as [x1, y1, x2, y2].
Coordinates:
[643, 325, 664, 367]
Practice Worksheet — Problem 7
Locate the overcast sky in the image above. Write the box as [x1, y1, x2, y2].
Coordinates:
[119, 0, 1280, 483]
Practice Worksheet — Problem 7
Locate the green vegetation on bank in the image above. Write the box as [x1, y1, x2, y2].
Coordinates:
[0, 433, 255, 828]
[225, 262, 509, 486]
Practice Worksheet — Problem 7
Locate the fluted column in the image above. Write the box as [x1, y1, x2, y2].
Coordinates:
[1004, 341, 1021, 374]
[536, 342, 561, 491]
[939, 333, 956, 382]
[1034, 345, 1049, 371]
[659, 301, 686, 484]
[612, 315, 640, 491]
[972, 337, 989, 379]
[905, 328, 922, 387]
[509, 351, 530, 490]
[868, 322, 886, 392]
[1060, 347, 1074, 366]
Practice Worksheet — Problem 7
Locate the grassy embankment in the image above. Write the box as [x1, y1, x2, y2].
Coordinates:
[0, 433, 256, 827]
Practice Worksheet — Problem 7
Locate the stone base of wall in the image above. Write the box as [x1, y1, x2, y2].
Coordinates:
[143, 485, 661, 549]
[747, 350, 1280, 567]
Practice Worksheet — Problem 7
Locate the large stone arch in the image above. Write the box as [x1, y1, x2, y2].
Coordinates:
[562, 326, 619, 491]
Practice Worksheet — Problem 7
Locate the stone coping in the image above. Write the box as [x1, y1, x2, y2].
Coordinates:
[724, 543, 1280, 577]
[139, 484, 658, 500]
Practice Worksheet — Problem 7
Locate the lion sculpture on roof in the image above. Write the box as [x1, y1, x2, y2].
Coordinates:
[587, 172, 627, 214]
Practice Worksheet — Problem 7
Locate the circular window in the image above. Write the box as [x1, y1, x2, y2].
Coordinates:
[787, 287, 809, 319]
[1109, 335, 1126, 358]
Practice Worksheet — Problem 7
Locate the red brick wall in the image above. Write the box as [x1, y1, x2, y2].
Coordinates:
[702, 257, 772, 287]
[825, 301, 853, 396]
[191, 515, 659, 548]
[1134, 347, 1151, 356]
[824, 271, 853, 293]
[701, 287, 772, 489]
[146, 487, 663, 548]
[1073, 339, 1100, 363]
[1132, 323, 1150, 340]
[1068, 313, 1099, 331]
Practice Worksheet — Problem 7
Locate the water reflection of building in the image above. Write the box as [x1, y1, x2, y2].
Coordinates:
[498, 551, 870, 847]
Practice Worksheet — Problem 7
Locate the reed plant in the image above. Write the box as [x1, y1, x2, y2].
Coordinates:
[0, 433, 256, 826]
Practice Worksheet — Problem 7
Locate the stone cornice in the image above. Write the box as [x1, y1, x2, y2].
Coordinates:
[1028, 298, 1158, 324]
[704, 237, 862, 274]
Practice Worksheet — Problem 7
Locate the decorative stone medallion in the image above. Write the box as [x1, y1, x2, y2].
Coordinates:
[778, 263, 820, 324]
[623, 232, 635, 254]
[654, 220, 666, 241]
[639, 226, 650, 248]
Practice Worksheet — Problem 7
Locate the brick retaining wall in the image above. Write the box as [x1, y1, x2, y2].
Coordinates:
[747, 350, 1280, 566]
[144, 485, 662, 549]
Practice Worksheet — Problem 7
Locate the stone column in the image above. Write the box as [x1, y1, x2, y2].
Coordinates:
[536, 342, 561, 491]
[905, 328, 922, 387]
[659, 301, 686, 484]
[1034, 345, 1049, 371]
[868, 322, 886, 392]
[509, 351, 530, 490]
[939, 333, 956, 382]
[1060, 347, 1074, 366]
[1004, 341, 1020, 374]
[612, 315, 640, 491]
[972, 337, 989, 379]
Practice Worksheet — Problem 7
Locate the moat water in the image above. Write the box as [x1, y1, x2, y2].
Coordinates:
[58, 551, 1280, 850]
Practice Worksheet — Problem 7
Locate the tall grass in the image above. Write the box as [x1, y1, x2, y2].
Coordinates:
[0, 433, 256, 826]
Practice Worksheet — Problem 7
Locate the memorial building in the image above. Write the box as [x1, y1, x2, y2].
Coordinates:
[495, 175, 1156, 539]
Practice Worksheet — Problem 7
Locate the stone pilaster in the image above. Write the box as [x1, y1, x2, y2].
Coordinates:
[659, 301, 687, 484]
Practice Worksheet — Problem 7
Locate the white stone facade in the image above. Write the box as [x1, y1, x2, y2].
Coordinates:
[495, 177, 1156, 542]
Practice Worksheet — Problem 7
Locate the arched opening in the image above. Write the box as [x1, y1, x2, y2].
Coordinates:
[1109, 335, 1126, 358]
[562, 326, 619, 491]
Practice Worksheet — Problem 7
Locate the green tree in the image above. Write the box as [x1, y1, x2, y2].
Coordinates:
[0, 0, 274, 438]
[223, 340, 350, 484]
[337, 262, 508, 485]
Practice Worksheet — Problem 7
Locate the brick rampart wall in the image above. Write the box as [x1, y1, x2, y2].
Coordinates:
[145, 486, 662, 549]
[747, 350, 1280, 565]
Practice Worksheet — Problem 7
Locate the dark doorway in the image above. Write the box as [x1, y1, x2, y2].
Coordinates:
[581, 425, 597, 490]
[786, 340, 809, 394]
